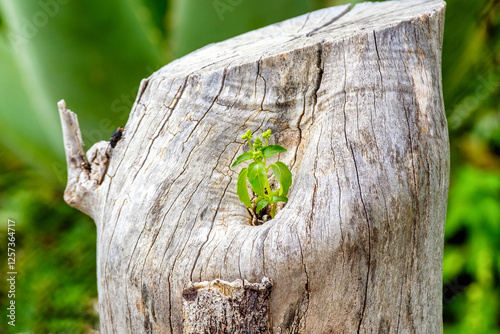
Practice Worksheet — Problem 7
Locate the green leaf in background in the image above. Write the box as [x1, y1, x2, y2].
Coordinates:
[441, 0, 491, 105]
[0, 0, 163, 184]
[170, 0, 314, 57]
[262, 144, 287, 158]
[236, 167, 251, 208]
[443, 165, 500, 333]
[0, 36, 60, 176]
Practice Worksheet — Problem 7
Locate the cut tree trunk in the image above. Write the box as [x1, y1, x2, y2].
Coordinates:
[59, 0, 448, 332]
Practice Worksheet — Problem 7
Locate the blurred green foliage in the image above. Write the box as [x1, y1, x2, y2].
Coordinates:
[0, 0, 498, 333]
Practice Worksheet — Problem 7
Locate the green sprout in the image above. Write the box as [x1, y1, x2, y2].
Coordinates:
[231, 129, 292, 220]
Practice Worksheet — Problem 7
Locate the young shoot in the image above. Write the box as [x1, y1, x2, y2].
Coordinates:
[231, 129, 292, 220]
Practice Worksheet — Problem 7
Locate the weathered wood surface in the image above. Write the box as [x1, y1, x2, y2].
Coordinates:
[59, 0, 448, 332]
[182, 277, 273, 333]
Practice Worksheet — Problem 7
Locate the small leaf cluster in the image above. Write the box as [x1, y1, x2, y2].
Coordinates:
[231, 129, 292, 219]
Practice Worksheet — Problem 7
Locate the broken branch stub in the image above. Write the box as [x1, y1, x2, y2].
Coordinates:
[59, 0, 449, 333]
[182, 277, 273, 334]
[58, 100, 110, 218]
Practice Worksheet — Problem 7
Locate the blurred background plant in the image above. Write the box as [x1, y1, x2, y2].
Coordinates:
[0, 0, 498, 332]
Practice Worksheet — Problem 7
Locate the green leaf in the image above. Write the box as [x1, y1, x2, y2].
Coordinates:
[272, 195, 288, 203]
[247, 162, 267, 197]
[271, 161, 292, 196]
[262, 145, 287, 158]
[171, 0, 311, 58]
[231, 151, 254, 168]
[237, 168, 252, 208]
[0, 37, 62, 182]
[0, 0, 164, 187]
[0, 0, 162, 170]
[256, 199, 268, 214]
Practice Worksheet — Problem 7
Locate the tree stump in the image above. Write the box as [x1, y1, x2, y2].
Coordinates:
[59, 0, 449, 332]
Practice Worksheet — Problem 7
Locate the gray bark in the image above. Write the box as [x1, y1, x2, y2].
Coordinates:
[59, 0, 449, 332]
